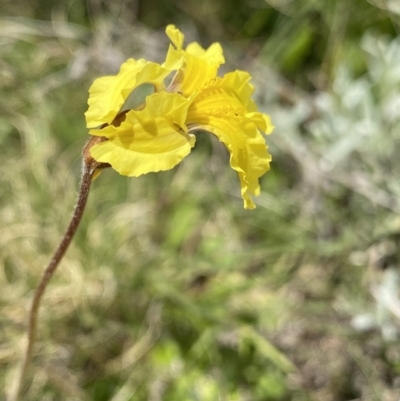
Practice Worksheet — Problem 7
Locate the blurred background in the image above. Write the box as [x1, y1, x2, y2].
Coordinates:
[2, 0, 400, 400]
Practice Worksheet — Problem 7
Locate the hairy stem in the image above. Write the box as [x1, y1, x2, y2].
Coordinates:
[10, 158, 98, 401]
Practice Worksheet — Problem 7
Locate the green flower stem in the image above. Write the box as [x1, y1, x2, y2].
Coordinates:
[10, 154, 101, 401]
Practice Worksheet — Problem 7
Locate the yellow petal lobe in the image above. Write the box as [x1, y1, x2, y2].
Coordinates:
[166, 25, 184, 49]
[176, 53, 219, 95]
[186, 78, 272, 209]
[85, 59, 169, 128]
[164, 25, 225, 95]
[186, 42, 225, 67]
[89, 92, 195, 176]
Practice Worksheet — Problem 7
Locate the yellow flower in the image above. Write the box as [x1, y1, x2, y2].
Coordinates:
[86, 25, 273, 209]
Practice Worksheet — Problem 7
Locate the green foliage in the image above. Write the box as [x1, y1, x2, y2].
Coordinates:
[2, 1, 400, 400]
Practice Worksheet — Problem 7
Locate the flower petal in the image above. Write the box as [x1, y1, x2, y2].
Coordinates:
[85, 59, 170, 128]
[164, 45, 184, 71]
[189, 118, 271, 209]
[89, 92, 195, 176]
[163, 25, 185, 71]
[186, 42, 225, 67]
[218, 70, 258, 111]
[187, 84, 272, 209]
[201, 70, 274, 134]
[165, 24, 184, 49]
[174, 52, 221, 95]
[164, 25, 225, 95]
[246, 112, 274, 135]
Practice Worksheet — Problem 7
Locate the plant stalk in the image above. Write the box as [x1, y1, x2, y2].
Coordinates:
[10, 155, 101, 401]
